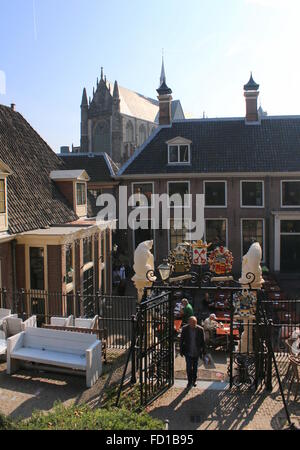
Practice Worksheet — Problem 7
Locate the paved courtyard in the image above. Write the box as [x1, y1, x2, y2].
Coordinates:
[147, 383, 300, 430]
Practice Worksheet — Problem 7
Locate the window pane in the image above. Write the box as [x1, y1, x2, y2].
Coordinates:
[205, 182, 226, 206]
[168, 182, 189, 205]
[281, 220, 300, 233]
[179, 145, 189, 162]
[205, 220, 227, 247]
[282, 181, 300, 206]
[83, 238, 93, 265]
[242, 220, 264, 256]
[66, 245, 73, 284]
[242, 182, 263, 206]
[76, 183, 86, 206]
[132, 183, 153, 207]
[169, 146, 178, 162]
[30, 247, 44, 290]
[0, 181, 6, 213]
[169, 219, 189, 250]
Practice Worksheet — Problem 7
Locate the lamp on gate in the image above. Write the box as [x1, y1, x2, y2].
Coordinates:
[158, 260, 173, 282]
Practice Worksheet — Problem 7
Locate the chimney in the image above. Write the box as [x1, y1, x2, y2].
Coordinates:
[60, 146, 70, 154]
[157, 82, 173, 126]
[10, 103, 15, 111]
[244, 73, 260, 123]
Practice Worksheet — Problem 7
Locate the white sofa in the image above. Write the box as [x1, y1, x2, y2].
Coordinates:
[74, 315, 98, 330]
[0, 309, 17, 327]
[3, 315, 37, 338]
[7, 327, 102, 387]
[50, 315, 74, 327]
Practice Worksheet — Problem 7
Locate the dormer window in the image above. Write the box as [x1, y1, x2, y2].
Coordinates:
[167, 137, 191, 165]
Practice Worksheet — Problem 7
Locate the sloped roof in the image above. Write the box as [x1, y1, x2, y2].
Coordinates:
[107, 82, 184, 123]
[119, 116, 300, 176]
[60, 153, 118, 183]
[0, 105, 78, 234]
[50, 169, 90, 181]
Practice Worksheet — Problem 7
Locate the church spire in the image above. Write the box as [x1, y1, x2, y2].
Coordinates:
[81, 87, 88, 107]
[160, 54, 166, 87]
[113, 80, 120, 98]
[101, 67, 104, 80]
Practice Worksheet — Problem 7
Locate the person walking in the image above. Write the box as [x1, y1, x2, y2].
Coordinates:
[180, 316, 206, 388]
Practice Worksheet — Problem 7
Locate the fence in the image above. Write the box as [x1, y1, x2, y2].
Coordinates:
[0, 289, 137, 350]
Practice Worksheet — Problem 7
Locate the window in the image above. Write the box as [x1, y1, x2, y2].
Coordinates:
[204, 181, 227, 207]
[131, 183, 154, 208]
[169, 218, 190, 251]
[139, 125, 146, 145]
[168, 145, 190, 164]
[241, 219, 264, 260]
[0, 180, 6, 214]
[168, 181, 190, 207]
[126, 121, 134, 142]
[76, 183, 86, 206]
[205, 219, 227, 247]
[30, 247, 45, 290]
[281, 181, 300, 207]
[65, 245, 73, 285]
[83, 237, 93, 265]
[241, 181, 264, 207]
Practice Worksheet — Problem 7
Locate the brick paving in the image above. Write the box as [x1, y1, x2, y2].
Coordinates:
[147, 356, 300, 431]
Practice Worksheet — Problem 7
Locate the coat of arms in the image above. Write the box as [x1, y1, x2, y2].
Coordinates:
[208, 246, 233, 275]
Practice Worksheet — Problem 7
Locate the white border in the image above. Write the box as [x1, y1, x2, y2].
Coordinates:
[167, 180, 191, 208]
[204, 218, 228, 248]
[240, 218, 265, 263]
[167, 143, 191, 165]
[204, 180, 227, 208]
[167, 217, 192, 253]
[131, 181, 155, 209]
[240, 180, 264, 208]
[280, 180, 300, 208]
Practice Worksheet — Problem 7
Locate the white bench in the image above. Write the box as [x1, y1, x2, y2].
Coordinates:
[7, 327, 102, 387]
[50, 315, 74, 327]
[74, 315, 98, 330]
[0, 330, 7, 356]
[0, 309, 17, 327]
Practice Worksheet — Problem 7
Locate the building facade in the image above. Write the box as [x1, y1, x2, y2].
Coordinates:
[117, 75, 300, 275]
[0, 104, 113, 319]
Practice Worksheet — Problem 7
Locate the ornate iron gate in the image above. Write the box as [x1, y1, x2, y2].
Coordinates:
[137, 291, 175, 406]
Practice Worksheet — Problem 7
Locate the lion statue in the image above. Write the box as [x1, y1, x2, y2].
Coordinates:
[239, 242, 264, 289]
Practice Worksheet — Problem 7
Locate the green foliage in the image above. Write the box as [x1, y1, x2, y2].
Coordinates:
[19, 402, 163, 430]
[1, 402, 163, 431]
[0, 413, 17, 430]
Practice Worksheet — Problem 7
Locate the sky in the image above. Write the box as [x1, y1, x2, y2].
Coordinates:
[1, 0, 300, 152]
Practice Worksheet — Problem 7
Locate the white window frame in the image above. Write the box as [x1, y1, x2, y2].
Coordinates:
[204, 218, 228, 248]
[240, 218, 265, 263]
[76, 181, 87, 207]
[240, 180, 264, 208]
[280, 180, 300, 208]
[131, 182, 155, 209]
[0, 177, 8, 232]
[167, 180, 191, 208]
[167, 217, 192, 253]
[167, 144, 191, 165]
[204, 180, 227, 208]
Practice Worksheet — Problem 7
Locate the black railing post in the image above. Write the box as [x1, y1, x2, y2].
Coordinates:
[76, 290, 82, 317]
[130, 314, 137, 384]
[3, 288, 7, 310]
[266, 319, 273, 391]
[229, 291, 234, 388]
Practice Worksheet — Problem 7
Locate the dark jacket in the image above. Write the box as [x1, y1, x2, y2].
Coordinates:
[180, 324, 206, 358]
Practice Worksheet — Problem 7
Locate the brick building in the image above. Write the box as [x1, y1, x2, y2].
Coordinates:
[117, 74, 300, 275]
[0, 104, 113, 318]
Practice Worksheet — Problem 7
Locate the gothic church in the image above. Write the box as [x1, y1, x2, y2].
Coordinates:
[77, 62, 185, 165]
